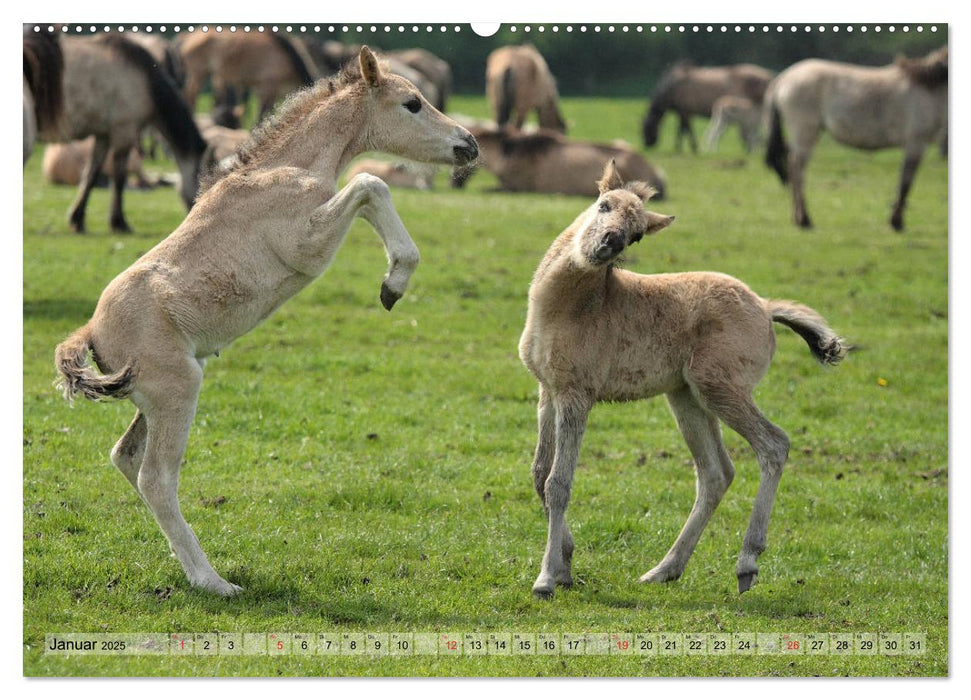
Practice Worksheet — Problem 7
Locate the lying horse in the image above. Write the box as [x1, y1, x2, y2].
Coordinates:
[486, 44, 566, 133]
[519, 159, 846, 598]
[453, 126, 666, 199]
[58, 34, 207, 232]
[765, 46, 948, 231]
[388, 48, 452, 112]
[55, 47, 477, 596]
[346, 159, 435, 190]
[42, 137, 156, 189]
[643, 62, 773, 152]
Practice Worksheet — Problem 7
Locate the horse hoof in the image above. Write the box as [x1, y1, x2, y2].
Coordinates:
[737, 572, 757, 594]
[532, 586, 554, 600]
[193, 575, 243, 597]
[380, 282, 401, 311]
[890, 216, 904, 232]
[639, 565, 682, 584]
[532, 573, 556, 599]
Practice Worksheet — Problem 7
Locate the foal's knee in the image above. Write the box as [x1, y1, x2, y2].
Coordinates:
[544, 476, 572, 511]
[759, 426, 790, 475]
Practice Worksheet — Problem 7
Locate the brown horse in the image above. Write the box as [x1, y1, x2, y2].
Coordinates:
[179, 32, 319, 123]
[23, 30, 64, 164]
[642, 62, 774, 152]
[765, 47, 948, 231]
[454, 125, 666, 199]
[58, 34, 207, 233]
[486, 44, 566, 133]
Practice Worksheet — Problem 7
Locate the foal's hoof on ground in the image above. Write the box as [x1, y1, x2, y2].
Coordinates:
[380, 282, 401, 311]
[532, 574, 557, 600]
[638, 565, 682, 584]
[890, 214, 905, 232]
[195, 576, 244, 597]
[737, 572, 757, 594]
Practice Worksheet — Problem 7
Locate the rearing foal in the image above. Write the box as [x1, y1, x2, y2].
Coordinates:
[520, 160, 845, 598]
[54, 47, 478, 596]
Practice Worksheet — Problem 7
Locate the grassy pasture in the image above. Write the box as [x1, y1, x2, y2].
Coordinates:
[22, 96, 947, 676]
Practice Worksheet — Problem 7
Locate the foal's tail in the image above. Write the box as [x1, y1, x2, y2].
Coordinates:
[767, 300, 847, 365]
[764, 88, 789, 184]
[55, 326, 137, 402]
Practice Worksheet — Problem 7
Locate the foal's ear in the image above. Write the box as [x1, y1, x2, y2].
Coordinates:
[625, 181, 657, 202]
[597, 158, 624, 194]
[645, 211, 676, 235]
[359, 46, 383, 87]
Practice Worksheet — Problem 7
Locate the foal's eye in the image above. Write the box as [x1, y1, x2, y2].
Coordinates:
[404, 98, 422, 114]
[598, 201, 611, 213]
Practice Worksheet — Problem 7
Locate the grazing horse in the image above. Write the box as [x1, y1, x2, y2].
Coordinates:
[486, 44, 566, 133]
[23, 31, 65, 164]
[704, 95, 762, 153]
[453, 124, 666, 198]
[55, 47, 478, 596]
[520, 160, 846, 598]
[765, 47, 948, 231]
[59, 34, 207, 233]
[642, 62, 773, 152]
[179, 31, 319, 123]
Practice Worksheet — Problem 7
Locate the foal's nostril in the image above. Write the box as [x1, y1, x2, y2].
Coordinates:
[453, 134, 479, 165]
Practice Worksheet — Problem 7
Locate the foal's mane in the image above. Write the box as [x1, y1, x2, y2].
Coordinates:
[200, 62, 364, 191]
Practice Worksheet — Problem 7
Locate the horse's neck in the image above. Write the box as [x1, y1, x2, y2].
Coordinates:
[530, 218, 609, 313]
[258, 98, 367, 184]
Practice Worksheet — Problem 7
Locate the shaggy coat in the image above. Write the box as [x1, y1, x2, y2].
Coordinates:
[520, 160, 845, 598]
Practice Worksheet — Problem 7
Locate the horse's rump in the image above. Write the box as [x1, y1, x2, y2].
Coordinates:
[23, 32, 65, 139]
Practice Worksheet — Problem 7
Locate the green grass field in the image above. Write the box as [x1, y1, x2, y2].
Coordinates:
[22, 96, 948, 676]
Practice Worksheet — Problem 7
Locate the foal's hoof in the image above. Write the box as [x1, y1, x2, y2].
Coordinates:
[195, 575, 244, 597]
[737, 572, 757, 594]
[532, 573, 556, 600]
[890, 214, 905, 232]
[379, 282, 401, 311]
[639, 563, 682, 584]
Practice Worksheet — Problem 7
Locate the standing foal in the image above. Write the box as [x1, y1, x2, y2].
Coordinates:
[519, 160, 845, 598]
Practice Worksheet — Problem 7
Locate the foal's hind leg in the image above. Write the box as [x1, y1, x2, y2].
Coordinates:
[110, 411, 147, 491]
[531, 386, 574, 575]
[68, 135, 110, 233]
[641, 386, 735, 584]
[698, 387, 789, 593]
[135, 356, 241, 596]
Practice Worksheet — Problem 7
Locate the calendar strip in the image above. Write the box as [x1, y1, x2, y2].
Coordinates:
[43, 631, 927, 656]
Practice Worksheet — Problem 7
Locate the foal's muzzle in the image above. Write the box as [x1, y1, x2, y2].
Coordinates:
[593, 230, 625, 262]
[453, 134, 479, 165]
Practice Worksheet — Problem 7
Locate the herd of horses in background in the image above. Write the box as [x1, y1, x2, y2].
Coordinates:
[23, 27, 947, 232]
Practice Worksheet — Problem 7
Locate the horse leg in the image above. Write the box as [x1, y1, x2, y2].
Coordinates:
[296, 174, 420, 310]
[640, 386, 735, 584]
[533, 392, 591, 599]
[789, 147, 813, 228]
[683, 115, 698, 154]
[135, 354, 242, 596]
[704, 112, 725, 153]
[110, 410, 148, 491]
[531, 385, 574, 571]
[700, 388, 789, 593]
[108, 146, 133, 233]
[890, 148, 925, 232]
[68, 136, 110, 233]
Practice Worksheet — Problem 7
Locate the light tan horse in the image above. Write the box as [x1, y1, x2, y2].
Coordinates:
[23, 31, 65, 164]
[55, 47, 477, 596]
[346, 159, 435, 190]
[520, 160, 846, 598]
[179, 31, 319, 123]
[486, 44, 566, 133]
[58, 34, 207, 232]
[703, 95, 762, 153]
[454, 125, 666, 198]
[642, 62, 774, 152]
[765, 46, 948, 231]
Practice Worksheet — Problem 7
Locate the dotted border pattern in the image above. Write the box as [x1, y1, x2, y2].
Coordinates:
[30, 23, 941, 35]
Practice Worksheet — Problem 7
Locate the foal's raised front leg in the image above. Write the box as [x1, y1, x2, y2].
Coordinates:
[533, 392, 591, 599]
[301, 174, 420, 310]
